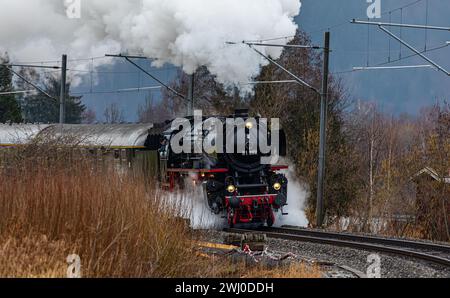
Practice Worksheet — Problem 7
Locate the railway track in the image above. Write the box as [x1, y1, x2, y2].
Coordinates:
[224, 226, 450, 268]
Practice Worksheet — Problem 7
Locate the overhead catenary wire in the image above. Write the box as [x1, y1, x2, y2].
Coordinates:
[105, 54, 186, 100]
[71, 86, 162, 96]
[425, 0, 429, 51]
[241, 80, 298, 85]
[343, 0, 449, 77]
[0, 63, 60, 69]
[247, 44, 320, 94]
[367, 18, 370, 67]
[388, 12, 392, 62]
[332, 42, 449, 75]
[353, 64, 435, 71]
[238, 0, 430, 78]
[294, 0, 425, 37]
[2, 55, 180, 101]
[400, 8, 403, 59]
[68, 66, 178, 74]
[378, 25, 450, 76]
[235, 41, 323, 49]
[0, 90, 36, 96]
[351, 19, 450, 32]
[4, 66, 57, 101]
[13, 56, 109, 65]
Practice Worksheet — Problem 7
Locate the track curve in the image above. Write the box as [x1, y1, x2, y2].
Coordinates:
[224, 227, 450, 268]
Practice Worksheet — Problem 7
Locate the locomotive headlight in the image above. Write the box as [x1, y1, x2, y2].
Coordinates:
[227, 185, 236, 193]
[245, 121, 253, 129]
[273, 182, 282, 191]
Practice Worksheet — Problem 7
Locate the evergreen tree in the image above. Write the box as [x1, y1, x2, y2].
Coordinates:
[22, 75, 86, 124]
[0, 53, 23, 123]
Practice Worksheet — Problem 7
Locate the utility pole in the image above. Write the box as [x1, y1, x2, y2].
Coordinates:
[316, 31, 330, 228]
[187, 73, 195, 116]
[59, 54, 67, 125]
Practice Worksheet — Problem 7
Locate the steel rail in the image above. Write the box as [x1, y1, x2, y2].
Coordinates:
[224, 228, 450, 268]
[262, 227, 450, 254]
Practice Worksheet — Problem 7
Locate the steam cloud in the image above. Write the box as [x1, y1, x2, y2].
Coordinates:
[274, 167, 309, 227]
[0, 0, 301, 91]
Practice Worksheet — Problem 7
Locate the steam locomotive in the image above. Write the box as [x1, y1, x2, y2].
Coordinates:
[0, 109, 289, 227]
[147, 109, 289, 227]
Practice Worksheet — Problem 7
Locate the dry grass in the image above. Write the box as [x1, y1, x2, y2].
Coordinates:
[190, 253, 322, 278]
[0, 144, 322, 278]
[242, 263, 322, 278]
[0, 146, 202, 277]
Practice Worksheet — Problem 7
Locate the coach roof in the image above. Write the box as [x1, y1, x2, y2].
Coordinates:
[0, 124, 154, 148]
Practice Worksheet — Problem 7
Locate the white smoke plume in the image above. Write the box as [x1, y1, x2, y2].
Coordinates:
[0, 0, 301, 91]
[164, 176, 226, 230]
[171, 187, 227, 230]
[274, 166, 309, 227]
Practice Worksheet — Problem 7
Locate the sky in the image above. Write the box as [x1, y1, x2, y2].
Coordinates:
[72, 0, 450, 121]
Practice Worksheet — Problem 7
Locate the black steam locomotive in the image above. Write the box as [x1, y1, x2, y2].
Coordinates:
[147, 109, 289, 227]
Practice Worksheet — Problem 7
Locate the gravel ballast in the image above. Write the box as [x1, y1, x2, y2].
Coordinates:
[200, 230, 450, 278]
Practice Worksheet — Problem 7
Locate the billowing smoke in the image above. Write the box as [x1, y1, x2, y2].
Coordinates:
[164, 177, 226, 230]
[0, 0, 301, 91]
[274, 165, 309, 227]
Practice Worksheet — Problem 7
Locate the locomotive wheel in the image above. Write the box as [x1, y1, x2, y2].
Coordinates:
[266, 217, 274, 227]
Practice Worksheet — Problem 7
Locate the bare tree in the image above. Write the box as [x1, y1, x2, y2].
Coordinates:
[103, 103, 124, 124]
[346, 101, 387, 232]
[138, 93, 174, 123]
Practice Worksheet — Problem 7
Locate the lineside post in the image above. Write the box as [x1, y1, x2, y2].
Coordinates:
[316, 32, 330, 228]
[59, 54, 67, 125]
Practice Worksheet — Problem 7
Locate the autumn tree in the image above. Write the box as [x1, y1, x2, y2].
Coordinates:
[251, 31, 358, 224]
[414, 103, 449, 240]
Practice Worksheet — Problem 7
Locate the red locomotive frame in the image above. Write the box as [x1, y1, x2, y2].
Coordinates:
[165, 165, 288, 227]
